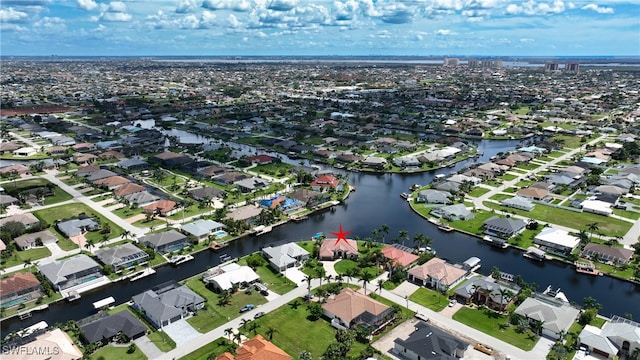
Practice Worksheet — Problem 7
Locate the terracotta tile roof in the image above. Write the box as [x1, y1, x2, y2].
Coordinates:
[516, 187, 551, 199]
[408, 258, 467, 286]
[216, 335, 291, 360]
[0, 272, 41, 297]
[143, 200, 177, 215]
[114, 183, 146, 197]
[311, 175, 339, 189]
[381, 246, 419, 267]
[93, 175, 131, 187]
[319, 238, 358, 258]
[322, 288, 390, 324]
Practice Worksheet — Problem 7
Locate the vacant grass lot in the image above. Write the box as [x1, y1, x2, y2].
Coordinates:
[453, 307, 538, 350]
[498, 173, 518, 181]
[3, 178, 73, 205]
[468, 187, 490, 197]
[183, 277, 268, 333]
[483, 202, 632, 235]
[252, 162, 295, 179]
[88, 344, 147, 360]
[333, 259, 379, 278]
[0, 247, 51, 269]
[408, 287, 448, 312]
[179, 337, 233, 360]
[34, 203, 124, 243]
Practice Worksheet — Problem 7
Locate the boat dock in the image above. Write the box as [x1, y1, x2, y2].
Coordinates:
[482, 235, 509, 249]
[523, 246, 546, 261]
[575, 260, 602, 276]
[129, 267, 156, 281]
[169, 254, 194, 265]
[209, 242, 229, 251]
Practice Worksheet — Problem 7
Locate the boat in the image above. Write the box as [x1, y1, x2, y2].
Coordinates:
[400, 192, 410, 199]
[169, 254, 194, 265]
[129, 267, 156, 282]
[290, 215, 309, 222]
[209, 242, 229, 251]
[409, 184, 421, 191]
[482, 235, 509, 249]
[312, 232, 325, 240]
[523, 246, 546, 261]
[219, 253, 232, 263]
[438, 224, 454, 232]
[575, 260, 603, 276]
[253, 225, 272, 235]
[66, 291, 81, 302]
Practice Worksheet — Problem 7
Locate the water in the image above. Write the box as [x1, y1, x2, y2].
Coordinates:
[2, 137, 639, 333]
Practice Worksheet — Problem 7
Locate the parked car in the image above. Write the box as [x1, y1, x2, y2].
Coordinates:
[254, 311, 265, 319]
[448, 299, 457, 307]
[474, 343, 494, 355]
[240, 304, 255, 313]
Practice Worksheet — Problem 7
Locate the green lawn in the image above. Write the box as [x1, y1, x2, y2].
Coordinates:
[453, 307, 538, 350]
[490, 194, 513, 201]
[168, 204, 210, 221]
[251, 297, 367, 359]
[148, 331, 176, 352]
[515, 163, 540, 171]
[252, 162, 295, 179]
[408, 287, 448, 312]
[33, 203, 124, 243]
[88, 344, 147, 360]
[612, 208, 640, 220]
[0, 247, 51, 269]
[483, 201, 632, 235]
[179, 337, 234, 360]
[333, 259, 379, 278]
[183, 277, 268, 333]
[498, 173, 518, 181]
[468, 187, 490, 197]
[113, 206, 143, 219]
[42, 186, 73, 205]
[2, 178, 72, 205]
[236, 260, 297, 295]
[447, 210, 496, 236]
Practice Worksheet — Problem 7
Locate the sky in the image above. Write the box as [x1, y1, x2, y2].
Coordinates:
[1, 0, 639, 57]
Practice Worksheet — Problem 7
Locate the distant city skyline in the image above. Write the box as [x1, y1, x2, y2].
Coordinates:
[1, 0, 638, 57]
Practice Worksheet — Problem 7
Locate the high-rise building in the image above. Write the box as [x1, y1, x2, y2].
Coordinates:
[565, 62, 580, 73]
[467, 59, 479, 68]
[443, 57, 459, 66]
[545, 62, 560, 71]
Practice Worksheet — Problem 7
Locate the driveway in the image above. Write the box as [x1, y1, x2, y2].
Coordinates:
[283, 267, 306, 286]
[134, 335, 163, 359]
[392, 281, 420, 298]
[162, 319, 201, 345]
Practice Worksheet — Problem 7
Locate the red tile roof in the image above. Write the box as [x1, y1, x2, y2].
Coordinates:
[0, 272, 41, 298]
[381, 246, 419, 268]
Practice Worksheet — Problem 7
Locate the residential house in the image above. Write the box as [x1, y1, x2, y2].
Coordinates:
[394, 322, 468, 360]
[407, 257, 467, 292]
[188, 186, 224, 202]
[56, 217, 100, 238]
[453, 276, 520, 312]
[139, 230, 190, 254]
[113, 183, 146, 198]
[132, 281, 205, 329]
[72, 152, 98, 164]
[123, 191, 160, 207]
[463, 167, 496, 180]
[0, 194, 20, 207]
[79, 310, 147, 345]
[310, 175, 342, 192]
[482, 216, 526, 238]
[86, 169, 118, 182]
[214, 172, 248, 185]
[261, 242, 309, 272]
[143, 199, 179, 217]
[581, 199, 613, 216]
[431, 203, 473, 221]
[234, 177, 269, 193]
[38, 254, 103, 291]
[517, 187, 552, 201]
[202, 263, 260, 291]
[534, 227, 580, 256]
[8, 328, 83, 360]
[75, 165, 100, 177]
[322, 288, 395, 331]
[72, 143, 96, 152]
[246, 154, 276, 165]
[197, 165, 226, 179]
[225, 204, 263, 225]
[514, 296, 580, 340]
[13, 147, 37, 157]
[93, 175, 131, 190]
[416, 189, 452, 204]
[0, 272, 43, 309]
[14, 230, 57, 250]
[150, 151, 193, 168]
[434, 181, 460, 193]
[578, 318, 640, 359]
[501, 196, 535, 211]
[216, 335, 292, 360]
[582, 243, 634, 265]
[0, 213, 40, 229]
[258, 196, 302, 213]
[319, 238, 359, 260]
[287, 188, 327, 208]
[115, 158, 149, 172]
[362, 156, 388, 169]
[181, 219, 225, 241]
[381, 245, 419, 269]
[94, 243, 149, 272]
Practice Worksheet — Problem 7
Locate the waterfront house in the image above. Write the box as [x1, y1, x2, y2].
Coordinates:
[322, 288, 395, 332]
[261, 242, 309, 272]
[534, 227, 580, 256]
[416, 189, 452, 204]
[38, 254, 103, 291]
[381, 245, 419, 269]
[319, 238, 359, 260]
[407, 257, 466, 292]
[394, 322, 468, 359]
[94, 243, 149, 272]
[431, 203, 474, 221]
[216, 335, 292, 360]
[132, 281, 204, 329]
[482, 216, 526, 239]
[0, 272, 43, 309]
[578, 318, 640, 359]
[287, 188, 328, 208]
[139, 230, 189, 254]
[10, 328, 83, 360]
[79, 310, 147, 345]
[202, 263, 260, 291]
[224, 204, 263, 225]
[514, 296, 580, 340]
[453, 276, 520, 312]
[582, 243, 634, 265]
[234, 177, 269, 193]
[310, 174, 342, 192]
[181, 219, 225, 241]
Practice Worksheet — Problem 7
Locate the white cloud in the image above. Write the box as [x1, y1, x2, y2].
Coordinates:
[435, 29, 455, 35]
[34, 16, 65, 31]
[102, 11, 132, 22]
[77, 0, 98, 11]
[520, 37, 535, 43]
[581, 3, 614, 14]
[505, 0, 566, 15]
[107, 1, 127, 13]
[228, 13, 242, 28]
[0, 7, 29, 23]
[268, 0, 298, 12]
[202, 0, 252, 12]
[176, 0, 199, 13]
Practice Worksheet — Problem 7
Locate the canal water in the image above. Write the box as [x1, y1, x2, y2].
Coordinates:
[2, 136, 639, 334]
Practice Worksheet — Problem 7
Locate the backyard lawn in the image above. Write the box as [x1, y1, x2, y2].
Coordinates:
[408, 287, 449, 312]
[183, 277, 268, 333]
[237, 259, 297, 295]
[333, 259, 379, 278]
[33, 203, 124, 243]
[453, 307, 538, 350]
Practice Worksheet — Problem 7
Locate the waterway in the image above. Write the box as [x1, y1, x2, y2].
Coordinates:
[2, 137, 639, 334]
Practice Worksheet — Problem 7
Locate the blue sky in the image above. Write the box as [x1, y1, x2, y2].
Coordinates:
[1, 0, 638, 56]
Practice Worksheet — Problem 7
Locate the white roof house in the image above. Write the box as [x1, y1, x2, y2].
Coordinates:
[202, 263, 259, 291]
[534, 227, 580, 254]
[262, 242, 309, 272]
[181, 219, 225, 240]
[581, 199, 613, 216]
[514, 296, 580, 340]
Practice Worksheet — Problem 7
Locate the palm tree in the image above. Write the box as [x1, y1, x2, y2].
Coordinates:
[334, 274, 343, 285]
[471, 284, 482, 304]
[85, 238, 95, 252]
[371, 229, 379, 243]
[325, 274, 332, 284]
[315, 268, 326, 289]
[233, 331, 242, 344]
[377, 279, 384, 295]
[265, 326, 278, 341]
[398, 230, 409, 246]
[361, 272, 374, 295]
[121, 230, 132, 241]
[304, 275, 313, 299]
[239, 318, 250, 332]
[495, 288, 514, 313]
[224, 327, 233, 342]
[380, 224, 390, 243]
[248, 321, 260, 335]
[587, 222, 599, 241]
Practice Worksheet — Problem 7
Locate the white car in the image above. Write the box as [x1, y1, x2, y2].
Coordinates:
[448, 300, 457, 307]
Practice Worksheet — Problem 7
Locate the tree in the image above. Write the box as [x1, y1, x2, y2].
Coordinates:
[265, 326, 278, 341]
[85, 238, 95, 251]
[379, 224, 390, 243]
[224, 327, 233, 342]
[239, 318, 250, 332]
[495, 288, 514, 313]
[377, 279, 384, 295]
[398, 230, 409, 246]
[298, 350, 312, 360]
[471, 284, 482, 304]
[121, 230, 132, 241]
[307, 302, 323, 321]
[361, 271, 374, 295]
[583, 296, 602, 311]
[586, 222, 600, 241]
[248, 321, 260, 335]
[304, 275, 313, 300]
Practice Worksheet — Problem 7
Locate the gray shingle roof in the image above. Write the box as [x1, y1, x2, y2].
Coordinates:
[95, 243, 148, 268]
[80, 310, 146, 343]
[139, 230, 187, 248]
[38, 254, 101, 286]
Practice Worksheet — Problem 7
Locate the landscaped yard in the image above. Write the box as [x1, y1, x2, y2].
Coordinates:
[408, 287, 448, 312]
[148, 331, 176, 352]
[236, 259, 297, 295]
[33, 203, 124, 243]
[179, 337, 234, 360]
[88, 344, 147, 360]
[453, 307, 538, 350]
[252, 162, 295, 179]
[447, 210, 496, 236]
[0, 246, 51, 269]
[183, 277, 268, 333]
[333, 259, 379, 278]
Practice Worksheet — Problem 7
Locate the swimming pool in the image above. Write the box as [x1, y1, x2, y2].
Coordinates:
[213, 230, 227, 238]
